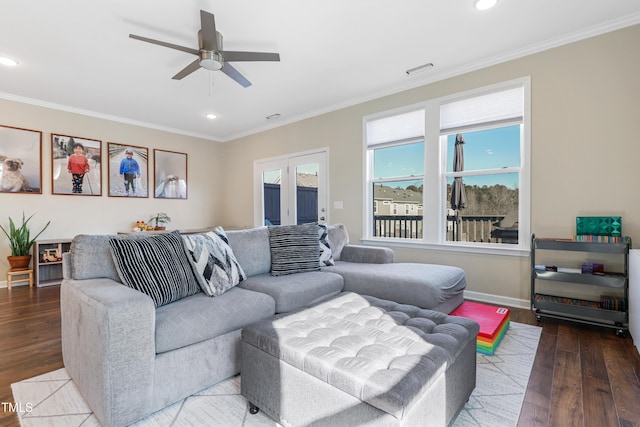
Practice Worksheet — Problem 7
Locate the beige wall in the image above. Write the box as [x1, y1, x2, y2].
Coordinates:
[220, 25, 640, 305]
[1, 25, 637, 302]
[0, 99, 223, 282]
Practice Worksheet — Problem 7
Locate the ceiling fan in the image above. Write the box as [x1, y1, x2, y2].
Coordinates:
[129, 10, 280, 87]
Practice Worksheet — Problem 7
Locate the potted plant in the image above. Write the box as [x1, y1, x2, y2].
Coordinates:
[0, 212, 50, 270]
[149, 212, 171, 230]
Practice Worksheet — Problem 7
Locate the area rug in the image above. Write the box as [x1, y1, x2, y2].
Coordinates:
[12, 322, 541, 427]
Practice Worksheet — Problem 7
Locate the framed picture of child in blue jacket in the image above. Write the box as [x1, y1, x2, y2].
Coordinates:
[107, 142, 148, 198]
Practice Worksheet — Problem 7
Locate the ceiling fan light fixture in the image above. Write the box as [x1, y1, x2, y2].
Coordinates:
[199, 51, 223, 71]
[475, 0, 498, 10]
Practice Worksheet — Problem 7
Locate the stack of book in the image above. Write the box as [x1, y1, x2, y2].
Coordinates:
[450, 301, 510, 355]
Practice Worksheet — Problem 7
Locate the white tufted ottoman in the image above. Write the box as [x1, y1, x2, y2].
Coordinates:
[241, 292, 479, 426]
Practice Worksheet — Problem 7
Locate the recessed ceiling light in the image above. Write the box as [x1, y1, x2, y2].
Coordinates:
[205, 113, 217, 120]
[475, 0, 498, 10]
[0, 57, 19, 67]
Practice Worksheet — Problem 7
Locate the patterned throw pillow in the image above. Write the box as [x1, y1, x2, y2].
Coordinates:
[268, 223, 320, 276]
[109, 231, 201, 307]
[318, 223, 335, 266]
[182, 227, 247, 297]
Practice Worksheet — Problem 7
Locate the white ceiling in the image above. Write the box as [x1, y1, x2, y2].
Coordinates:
[1, 1, 640, 142]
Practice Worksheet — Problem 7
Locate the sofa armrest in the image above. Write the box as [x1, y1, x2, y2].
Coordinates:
[61, 278, 156, 426]
[339, 244, 394, 264]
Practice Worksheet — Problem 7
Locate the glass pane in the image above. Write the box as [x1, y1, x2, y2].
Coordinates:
[295, 163, 318, 225]
[263, 169, 281, 226]
[372, 179, 423, 239]
[446, 173, 519, 244]
[445, 125, 520, 172]
[373, 142, 424, 179]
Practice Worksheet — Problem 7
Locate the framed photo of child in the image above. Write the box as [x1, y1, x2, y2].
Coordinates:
[107, 142, 149, 198]
[154, 149, 187, 199]
[51, 134, 102, 196]
[0, 124, 42, 194]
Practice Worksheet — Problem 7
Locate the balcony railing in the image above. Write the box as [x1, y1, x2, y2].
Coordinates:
[373, 214, 518, 243]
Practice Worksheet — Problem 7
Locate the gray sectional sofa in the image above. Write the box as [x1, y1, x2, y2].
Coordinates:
[60, 224, 468, 427]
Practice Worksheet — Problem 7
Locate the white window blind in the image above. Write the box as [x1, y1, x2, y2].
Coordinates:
[440, 86, 523, 133]
[366, 109, 425, 146]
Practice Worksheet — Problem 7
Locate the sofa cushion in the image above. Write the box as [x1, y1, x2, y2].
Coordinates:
[155, 287, 275, 353]
[182, 227, 247, 297]
[237, 271, 344, 313]
[269, 223, 320, 276]
[225, 226, 271, 277]
[318, 223, 335, 266]
[109, 231, 201, 307]
[326, 262, 467, 314]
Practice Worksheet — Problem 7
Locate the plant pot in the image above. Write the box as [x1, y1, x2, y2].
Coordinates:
[8, 255, 31, 271]
[154, 226, 166, 231]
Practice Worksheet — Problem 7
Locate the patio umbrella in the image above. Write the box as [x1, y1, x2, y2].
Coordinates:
[450, 134, 467, 240]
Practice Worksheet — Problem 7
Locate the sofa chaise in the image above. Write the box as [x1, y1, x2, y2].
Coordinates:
[60, 223, 468, 426]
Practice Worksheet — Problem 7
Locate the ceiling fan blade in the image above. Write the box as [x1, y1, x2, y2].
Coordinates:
[172, 58, 202, 80]
[129, 34, 199, 56]
[222, 51, 280, 62]
[200, 10, 218, 51]
[221, 62, 251, 87]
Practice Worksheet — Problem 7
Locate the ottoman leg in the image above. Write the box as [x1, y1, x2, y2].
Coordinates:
[249, 403, 260, 415]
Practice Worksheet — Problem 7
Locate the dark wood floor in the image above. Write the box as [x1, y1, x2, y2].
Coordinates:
[1, 285, 639, 427]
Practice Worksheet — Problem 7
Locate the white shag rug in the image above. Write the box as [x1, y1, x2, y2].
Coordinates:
[12, 322, 541, 427]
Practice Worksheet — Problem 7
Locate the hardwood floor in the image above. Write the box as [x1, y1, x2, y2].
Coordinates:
[1, 285, 639, 427]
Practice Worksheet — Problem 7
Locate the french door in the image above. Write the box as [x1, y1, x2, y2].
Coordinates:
[254, 149, 328, 227]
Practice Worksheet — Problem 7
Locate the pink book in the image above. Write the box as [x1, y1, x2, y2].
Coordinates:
[450, 301, 510, 340]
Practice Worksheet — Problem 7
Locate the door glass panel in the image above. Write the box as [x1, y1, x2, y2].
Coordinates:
[263, 169, 281, 226]
[295, 163, 318, 225]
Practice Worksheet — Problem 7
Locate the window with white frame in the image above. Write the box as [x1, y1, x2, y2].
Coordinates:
[364, 78, 530, 252]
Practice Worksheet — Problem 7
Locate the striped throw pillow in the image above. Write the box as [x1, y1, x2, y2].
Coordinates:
[109, 231, 200, 307]
[268, 223, 320, 276]
[182, 227, 247, 297]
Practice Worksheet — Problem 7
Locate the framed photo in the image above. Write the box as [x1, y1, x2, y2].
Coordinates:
[108, 142, 149, 198]
[0, 124, 42, 193]
[154, 149, 187, 199]
[51, 134, 102, 196]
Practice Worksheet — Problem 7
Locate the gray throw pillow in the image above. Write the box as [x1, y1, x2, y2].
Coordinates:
[268, 223, 320, 276]
[182, 227, 247, 297]
[109, 231, 200, 307]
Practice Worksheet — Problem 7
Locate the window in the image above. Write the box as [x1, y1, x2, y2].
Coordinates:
[366, 109, 425, 239]
[364, 78, 530, 253]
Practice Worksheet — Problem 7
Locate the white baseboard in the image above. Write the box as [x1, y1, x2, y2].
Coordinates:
[464, 290, 530, 310]
[0, 280, 30, 289]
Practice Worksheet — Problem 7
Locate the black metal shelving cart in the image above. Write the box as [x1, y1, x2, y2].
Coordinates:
[531, 234, 630, 336]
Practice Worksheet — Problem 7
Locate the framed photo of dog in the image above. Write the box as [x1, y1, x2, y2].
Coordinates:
[51, 134, 102, 196]
[0, 124, 42, 194]
[107, 142, 149, 198]
[154, 149, 187, 199]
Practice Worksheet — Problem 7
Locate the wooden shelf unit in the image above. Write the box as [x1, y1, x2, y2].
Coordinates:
[33, 239, 72, 287]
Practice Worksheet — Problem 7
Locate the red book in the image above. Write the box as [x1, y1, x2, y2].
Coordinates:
[450, 301, 510, 340]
